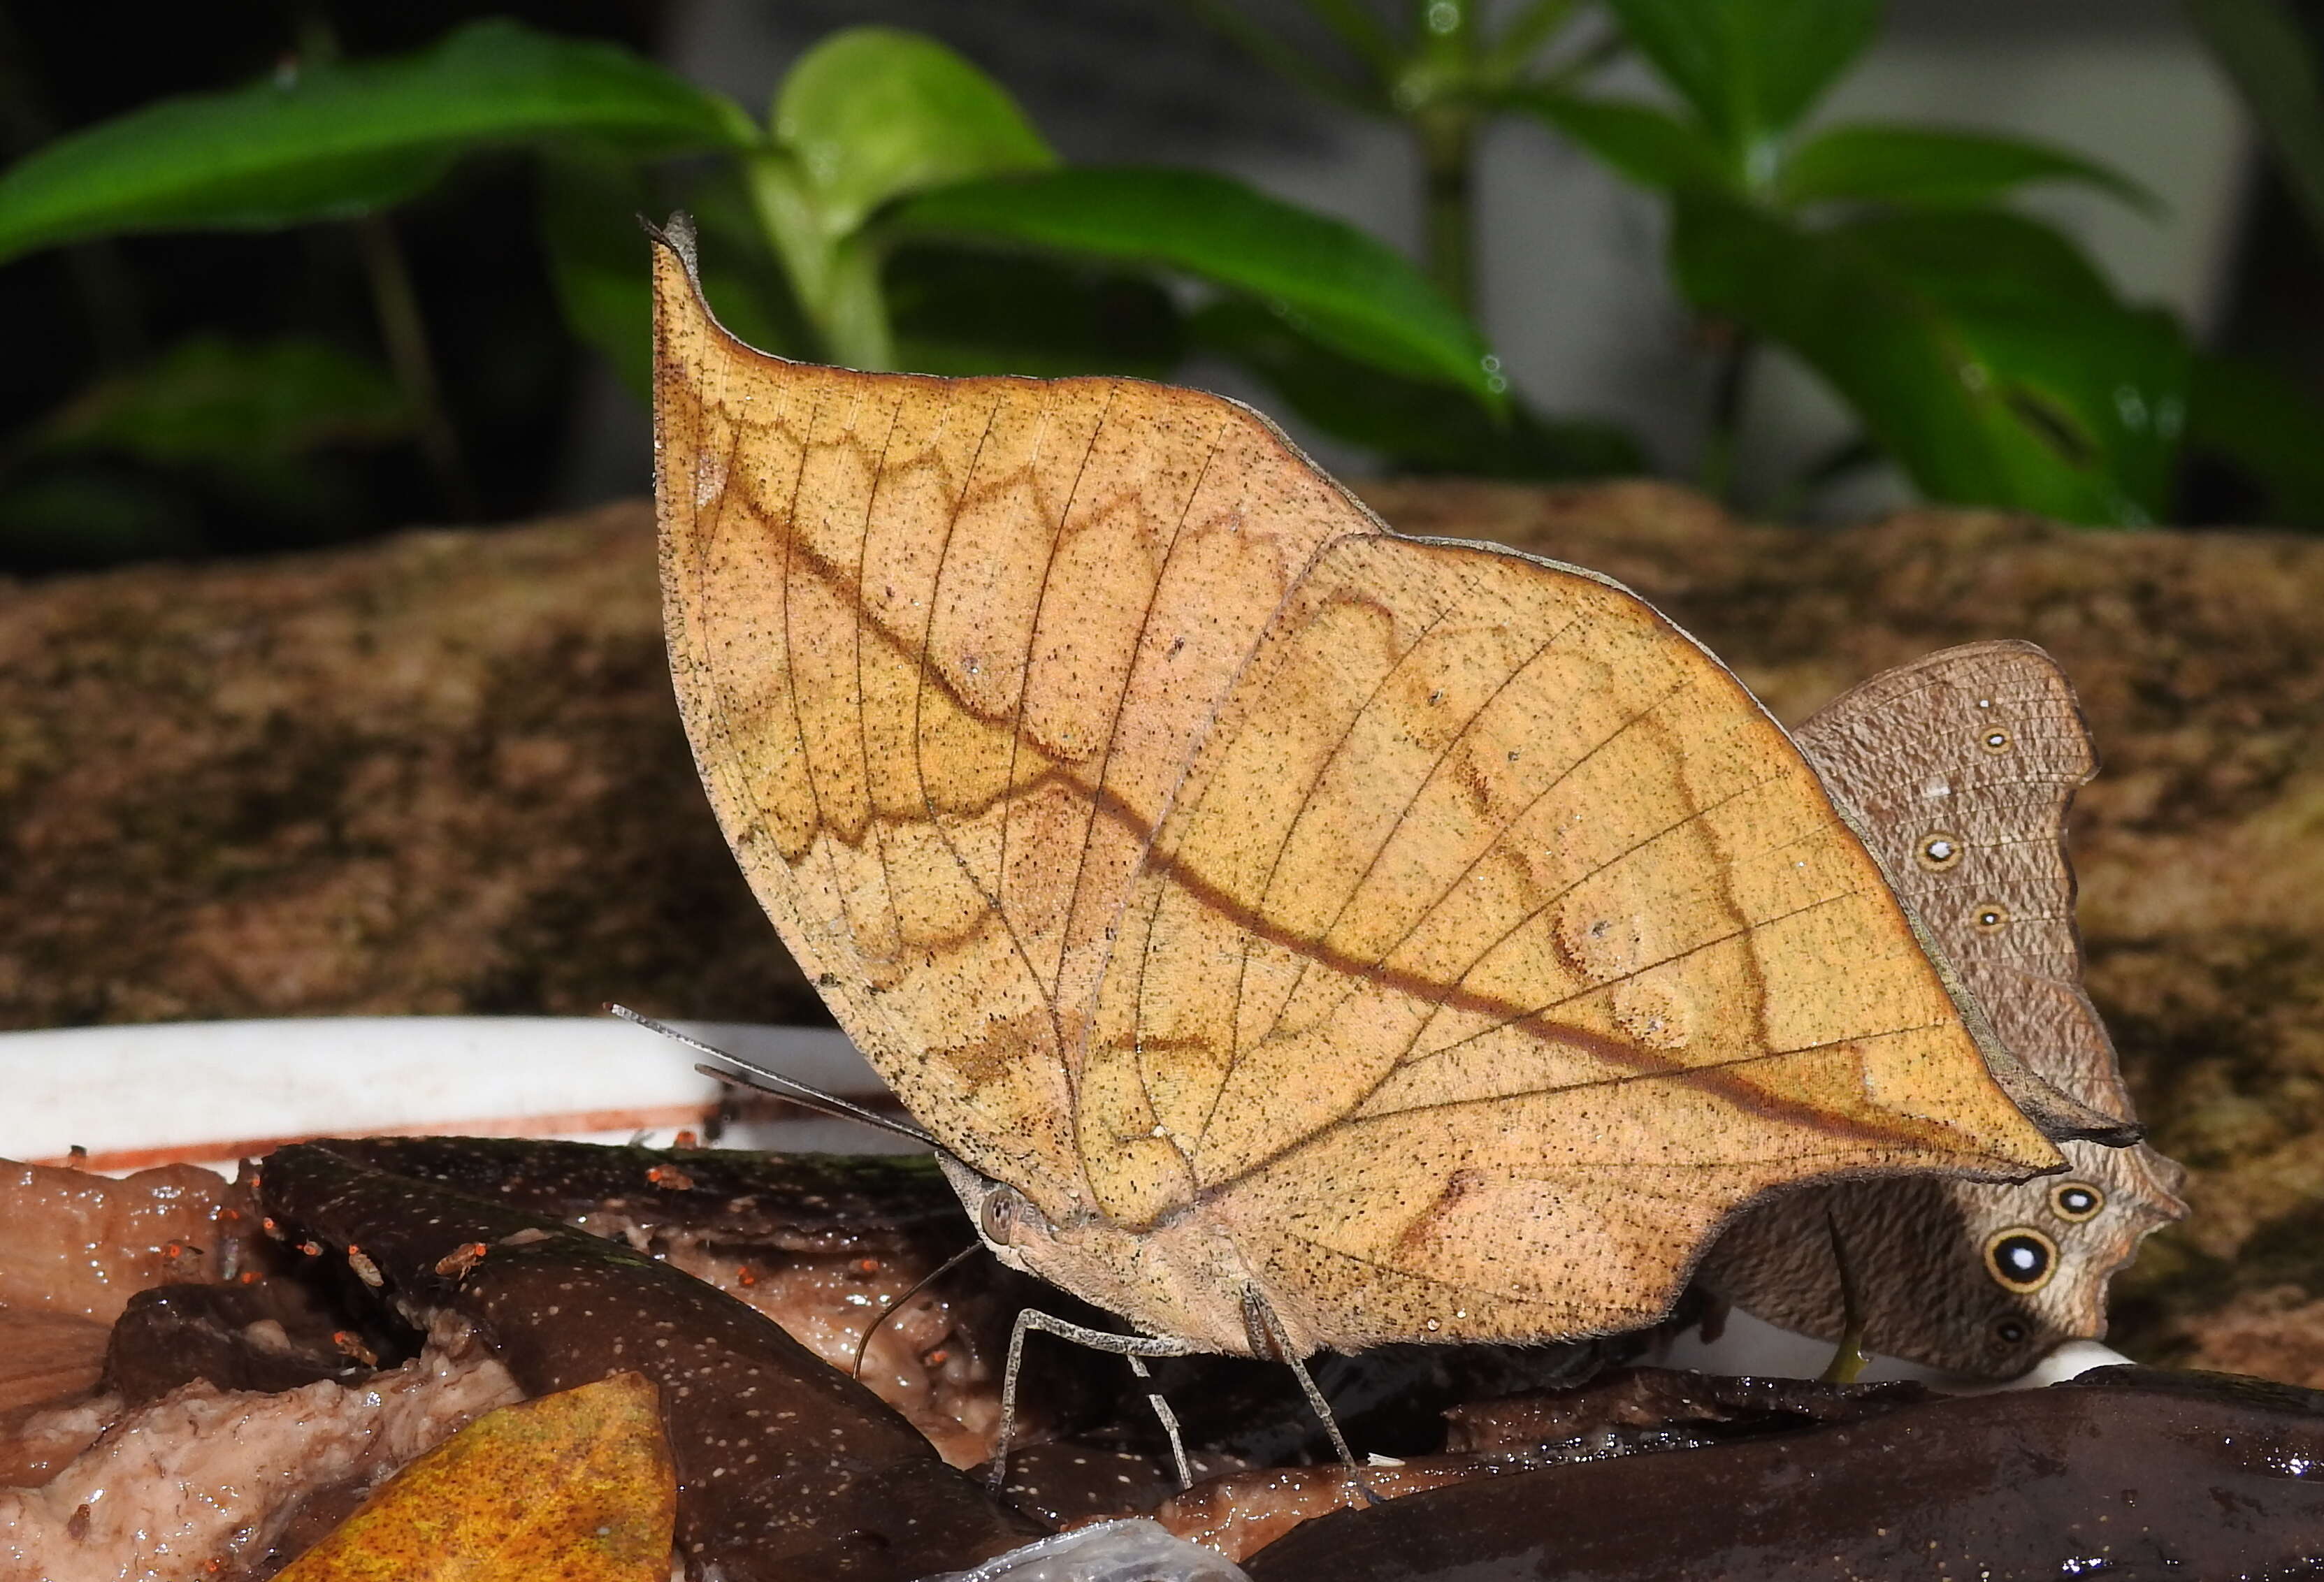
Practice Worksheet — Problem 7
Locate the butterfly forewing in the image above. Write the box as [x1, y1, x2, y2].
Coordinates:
[1099, 539, 2064, 1344]
[654, 228, 2063, 1354]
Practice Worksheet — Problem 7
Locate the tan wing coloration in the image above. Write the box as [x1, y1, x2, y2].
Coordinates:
[1697, 642, 2188, 1377]
[651, 219, 2060, 1358]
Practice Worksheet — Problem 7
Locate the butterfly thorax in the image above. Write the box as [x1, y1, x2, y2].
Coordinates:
[937, 1153, 1291, 1358]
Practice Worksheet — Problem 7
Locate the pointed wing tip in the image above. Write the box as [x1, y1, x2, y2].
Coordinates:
[642, 210, 700, 274]
[645, 210, 719, 350]
[2056, 1115, 2145, 1149]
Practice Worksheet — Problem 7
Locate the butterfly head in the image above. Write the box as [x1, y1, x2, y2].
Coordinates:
[933, 1151, 1297, 1356]
[937, 1150, 1049, 1278]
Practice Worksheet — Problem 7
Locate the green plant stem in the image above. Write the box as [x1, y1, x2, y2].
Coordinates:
[1698, 324, 1756, 505]
[1419, 107, 1477, 313]
[284, 4, 474, 516]
[1407, 0, 1481, 313]
[0, 6, 144, 366]
[354, 213, 477, 518]
[820, 236, 897, 371]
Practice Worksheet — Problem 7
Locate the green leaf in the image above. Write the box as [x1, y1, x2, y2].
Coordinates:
[0, 471, 208, 571]
[772, 27, 1055, 242]
[890, 167, 1501, 402]
[1671, 198, 2188, 523]
[1502, 89, 1735, 193]
[2185, 352, 2324, 528]
[539, 149, 655, 398]
[1839, 208, 2120, 305]
[1781, 122, 2160, 212]
[0, 19, 756, 264]
[685, 170, 815, 360]
[2183, 0, 2324, 256]
[1195, 298, 1642, 478]
[886, 244, 1185, 378]
[29, 334, 410, 465]
[1604, 0, 1882, 154]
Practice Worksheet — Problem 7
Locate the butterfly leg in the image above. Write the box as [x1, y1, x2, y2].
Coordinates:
[1239, 1286, 1379, 1504]
[989, 1307, 1195, 1498]
[1125, 1352, 1196, 1490]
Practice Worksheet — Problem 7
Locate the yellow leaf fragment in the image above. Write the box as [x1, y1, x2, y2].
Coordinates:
[276, 1370, 674, 1582]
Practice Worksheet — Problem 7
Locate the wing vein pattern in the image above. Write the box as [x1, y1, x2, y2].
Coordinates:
[652, 238, 2060, 1351]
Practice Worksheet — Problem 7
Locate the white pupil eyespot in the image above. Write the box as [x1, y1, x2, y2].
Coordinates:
[2053, 1183, 2104, 1219]
[1918, 832, 1964, 871]
[1984, 731, 2010, 750]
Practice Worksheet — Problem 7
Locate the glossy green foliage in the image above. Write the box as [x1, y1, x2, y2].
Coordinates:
[897, 168, 1499, 402]
[1497, 0, 2187, 523]
[1674, 203, 2186, 523]
[1, 17, 1502, 503]
[0, 20, 755, 263]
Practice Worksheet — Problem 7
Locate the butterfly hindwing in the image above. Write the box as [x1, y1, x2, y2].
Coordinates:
[1698, 642, 2187, 1374]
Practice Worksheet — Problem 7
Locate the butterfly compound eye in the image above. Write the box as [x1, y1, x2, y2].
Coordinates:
[1983, 1228, 2058, 1293]
[2051, 1182, 2105, 1221]
[979, 1186, 1025, 1247]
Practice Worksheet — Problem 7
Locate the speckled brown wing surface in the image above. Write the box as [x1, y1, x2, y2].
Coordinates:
[650, 221, 2060, 1354]
[1697, 641, 2188, 1376]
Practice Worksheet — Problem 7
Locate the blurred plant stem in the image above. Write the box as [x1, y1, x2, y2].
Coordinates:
[1701, 326, 1758, 505]
[354, 212, 478, 518]
[0, 3, 145, 367]
[1418, 108, 1476, 313]
[294, 4, 477, 518]
[1406, 0, 1481, 312]
[1195, 0, 1596, 317]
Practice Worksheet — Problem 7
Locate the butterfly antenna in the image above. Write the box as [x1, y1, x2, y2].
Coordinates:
[851, 1240, 983, 1381]
[604, 1004, 939, 1147]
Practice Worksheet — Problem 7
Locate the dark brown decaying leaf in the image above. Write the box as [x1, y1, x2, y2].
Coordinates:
[258, 1142, 1044, 1580]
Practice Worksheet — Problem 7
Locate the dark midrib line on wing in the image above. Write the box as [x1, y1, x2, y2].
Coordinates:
[1200, 600, 1461, 1148]
[1350, 1017, 1951, 1124]
[1243, 674, 1710, 1126]
[1224, 611, 1619, 1119]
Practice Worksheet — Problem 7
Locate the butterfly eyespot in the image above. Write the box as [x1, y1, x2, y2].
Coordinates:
[2051, 1182, 2105, 1221]
[1994, 1316, 2030, 1346]
[1981, 729, 2012, 753]
[980, 1186, 1025, 1247]
[1972, 903, 2010, 931]
[1984, 1228, 2058, 1293]
[1917, 832, 1963, 871]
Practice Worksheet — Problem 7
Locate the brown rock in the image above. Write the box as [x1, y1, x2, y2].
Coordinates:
[6, 481, 2323, 1379]
[0, 502, 812, 1026]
